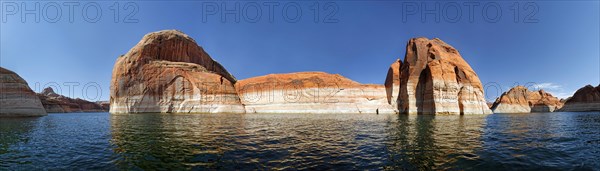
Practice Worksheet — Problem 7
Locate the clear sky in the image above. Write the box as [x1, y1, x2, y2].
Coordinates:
[1, 1, 598, 101]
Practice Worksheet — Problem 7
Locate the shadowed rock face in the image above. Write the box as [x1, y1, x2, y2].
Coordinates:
[384, 59, 402, 106]
[397, 38, 492, 114]
[236, 72, 397, 114]
[0, 67, 47, 117]
[491, 86, 563, 113]
[110, 30, 245, 114]
[37, 87, 106, 113]
[559, 84, 600, 112]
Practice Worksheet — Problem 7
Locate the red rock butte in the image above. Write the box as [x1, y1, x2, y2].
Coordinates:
[110, 30, 244, 114]
[395, 37, 492, 114]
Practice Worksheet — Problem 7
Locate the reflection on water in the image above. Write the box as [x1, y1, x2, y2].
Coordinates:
[1, 112, 599, 170]
[384, 115, 486, 170]
[110, 114, 403, 170]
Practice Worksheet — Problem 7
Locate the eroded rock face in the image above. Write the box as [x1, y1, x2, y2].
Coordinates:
[236, 72, 396, 114]
[384, 59, 402, 106]
[397, 38, 492, 114]
[491, 86, 563, 113]
[110, 30, 245, 114]
[0, 67, 47, 117]
[558, 84, 600, 112]
[37, 87, 106, 113]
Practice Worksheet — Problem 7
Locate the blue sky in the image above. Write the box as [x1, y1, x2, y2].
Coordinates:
[1, 1, 598, 101]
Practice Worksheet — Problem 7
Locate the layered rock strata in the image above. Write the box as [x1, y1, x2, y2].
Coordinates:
[37, 87, 107, 113]
[491, 86, 563, 113]
[0, 67, 47, 117]
[558, 84, 600, 112]
[397, 38, 492, 114]
[110, 30, 245, 113]
[236, 72, 397, 114]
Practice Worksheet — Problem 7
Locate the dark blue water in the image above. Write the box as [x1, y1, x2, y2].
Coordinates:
[1, 112, 599, 170]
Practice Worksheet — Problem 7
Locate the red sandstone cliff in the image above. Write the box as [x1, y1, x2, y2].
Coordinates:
[396, 38, 491, 114]
[110, 30, 245, 113]
[236, 72, 396, 114]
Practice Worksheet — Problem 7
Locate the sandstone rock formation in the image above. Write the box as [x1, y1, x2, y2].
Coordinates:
[110, 30, 245, 113]
[37, 87, 106, 113]
[0, 67, 47, 117]
[397, 38, 492, 114]
[558, 84, 600, 112]
[109, 31, 496, 115]
[236, 72, 396, 114]
[490, 86, 563, 113]
[384, 59, 402, 106]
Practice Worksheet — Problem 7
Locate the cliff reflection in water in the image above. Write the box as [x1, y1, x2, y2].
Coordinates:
[384, 115, 486, 170]
[110, 113, 486, 170]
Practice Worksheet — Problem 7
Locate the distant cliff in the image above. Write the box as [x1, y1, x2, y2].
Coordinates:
[491, 86, 563, 113]
[37, 87, 108, 113]
[558, 84, 600, 112]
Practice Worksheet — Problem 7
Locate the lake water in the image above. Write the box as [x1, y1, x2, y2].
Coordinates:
[1, 112, 599, 170]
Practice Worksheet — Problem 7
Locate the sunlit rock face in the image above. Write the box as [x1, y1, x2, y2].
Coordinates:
[0, 67, 47, 117]
[110, 30, 245, 114]
[397, 38, 492, 114]
[236, 72, 396, 114]
[37, 87, 106, 113]
[385, 59, 402, 106]
[491, 86, 563, 113]
[558, 84, 600, 112]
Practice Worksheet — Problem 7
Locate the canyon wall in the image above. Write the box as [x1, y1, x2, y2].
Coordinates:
[236, 72, 396, 114]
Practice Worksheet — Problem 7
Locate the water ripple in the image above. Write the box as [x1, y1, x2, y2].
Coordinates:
[1, 112, 599, 170]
